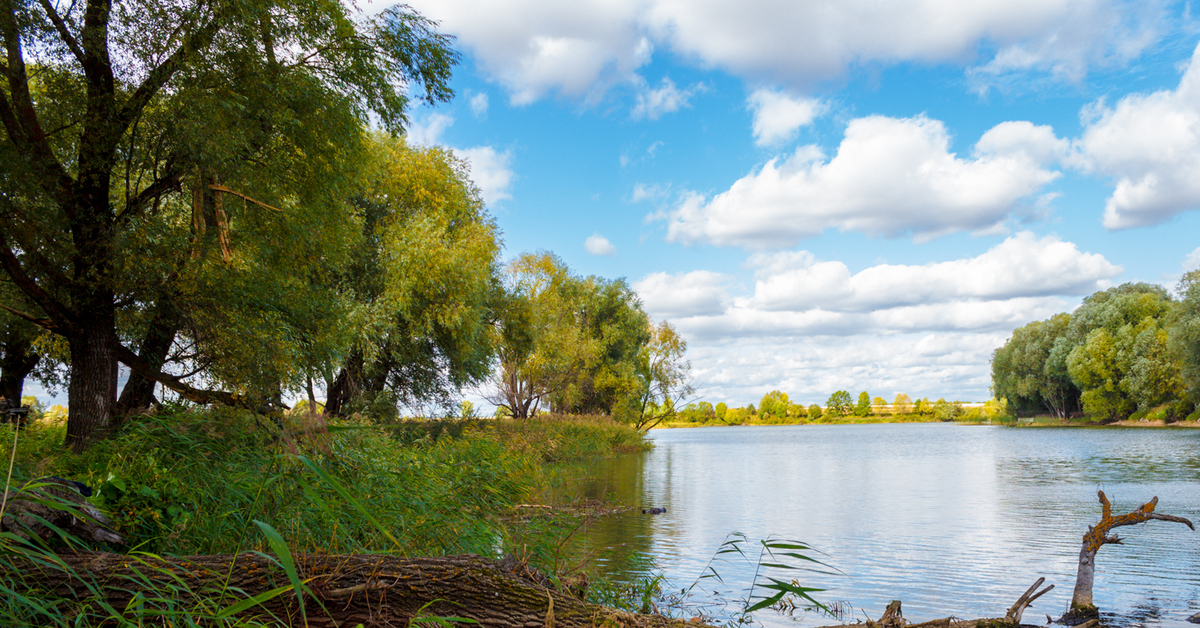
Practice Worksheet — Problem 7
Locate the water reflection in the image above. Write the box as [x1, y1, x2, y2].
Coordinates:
[555, 424, 1200, 628]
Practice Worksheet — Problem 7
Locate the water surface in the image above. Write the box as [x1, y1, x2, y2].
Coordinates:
[557, 424, 1200, 627]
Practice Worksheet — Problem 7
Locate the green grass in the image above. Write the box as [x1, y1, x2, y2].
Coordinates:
[0, 404, 652, 626]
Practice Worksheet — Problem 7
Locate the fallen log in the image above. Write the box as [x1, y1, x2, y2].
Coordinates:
[4, 551, 703, 628]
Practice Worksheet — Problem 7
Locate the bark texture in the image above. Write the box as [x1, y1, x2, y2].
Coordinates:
[1067, 491, 1194, 622]
[6, 551, 702, 628]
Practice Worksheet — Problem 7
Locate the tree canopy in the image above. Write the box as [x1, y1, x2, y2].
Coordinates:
[992, 282, 1196, 421]
[1, 0, 459, 449]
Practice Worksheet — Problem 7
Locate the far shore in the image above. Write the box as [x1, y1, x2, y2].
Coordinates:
[652, 416, 1200, 429]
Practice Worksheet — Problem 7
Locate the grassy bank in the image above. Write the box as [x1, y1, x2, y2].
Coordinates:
[0, 406, 652, 625]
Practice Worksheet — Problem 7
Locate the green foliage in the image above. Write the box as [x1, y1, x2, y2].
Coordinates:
[807, 404, 822, 420]
[759, 391, 790, 418]
[328, 135, 502, 416]
[715, 402, 728, 421]
[992, 282, 1193, 421]
[825, 391, 852, 417]
[0, 0, 463, 447]
[991, 313, 1079, 418]
[1171, 270, 1200, 402]
[489, 252, 656, 420]
[853, 392, 871, 417]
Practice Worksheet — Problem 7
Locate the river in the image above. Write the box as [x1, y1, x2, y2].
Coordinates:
[548, 423, 1200, 627]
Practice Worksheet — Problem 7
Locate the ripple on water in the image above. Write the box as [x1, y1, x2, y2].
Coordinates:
[562, 424, 1200, 628]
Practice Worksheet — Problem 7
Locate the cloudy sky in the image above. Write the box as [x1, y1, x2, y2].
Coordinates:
[369, 0, 1200, 407]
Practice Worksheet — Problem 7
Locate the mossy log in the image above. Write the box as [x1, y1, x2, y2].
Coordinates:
[6, 551, 701, 628]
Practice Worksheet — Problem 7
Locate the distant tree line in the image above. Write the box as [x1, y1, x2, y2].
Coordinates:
[991, 276, 1200, 421]
[671, 389, 1005, 425]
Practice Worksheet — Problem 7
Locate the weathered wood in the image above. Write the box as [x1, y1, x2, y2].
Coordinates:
[1004, 577, 1053, 625]
[5, 551, 705, 628]
[1066, 492, 1193, 622]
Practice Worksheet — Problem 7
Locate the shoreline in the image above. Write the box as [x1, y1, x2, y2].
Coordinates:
[652, 417, 1200, 429]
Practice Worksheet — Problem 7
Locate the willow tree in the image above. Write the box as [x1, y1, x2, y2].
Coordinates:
[324, 135, 501, 418]
[0, 0, 457, 450]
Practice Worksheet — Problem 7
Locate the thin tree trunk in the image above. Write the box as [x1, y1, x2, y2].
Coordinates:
[114, 298, 179, 425]
[1066, 491, 1194, 622]
[6, 552, 701, 628]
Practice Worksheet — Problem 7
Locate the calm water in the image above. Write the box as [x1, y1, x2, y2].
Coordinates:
[553, 424, 1200, 627]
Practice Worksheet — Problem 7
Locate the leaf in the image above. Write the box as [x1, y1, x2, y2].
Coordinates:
[215, 584, 298, 618]
[252, 520, 307, 622]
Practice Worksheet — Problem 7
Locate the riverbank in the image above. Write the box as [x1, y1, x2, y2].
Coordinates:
[0, 407, 656, 625]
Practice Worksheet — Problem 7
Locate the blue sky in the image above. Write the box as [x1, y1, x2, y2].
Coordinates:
[365, 0, 1200, 408]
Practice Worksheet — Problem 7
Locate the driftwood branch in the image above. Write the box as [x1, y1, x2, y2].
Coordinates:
[1005, 577, 1053, 625]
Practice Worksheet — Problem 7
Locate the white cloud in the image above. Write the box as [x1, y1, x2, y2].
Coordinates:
[1070, 41, 1200, 229]
[406, 0, 1170, 105]
[746, 232, 1120, 313]
[633, 270, 732, 318]
[470, 92, 489, 117]
[584, 233, 617, 256]
[631, 77, 704, 120]
[635, 234, 1121, 404]
[747, 89, 824, 146]
[405, 0, 651, 105]
[631, 182, 669, 203]
[454, 146, 515, 206]
[1185, 247, 1200, 272]
[664, 115, 1063, 249]
[406, 113, 454, 145]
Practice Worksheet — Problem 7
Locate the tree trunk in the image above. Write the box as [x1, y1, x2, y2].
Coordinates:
[1066, 491, 1194, 623]
[65, 311, 119, 452]
[6, 552, 700, 628]
[114, 298, 179, 426]
[0, 323, 39, 403]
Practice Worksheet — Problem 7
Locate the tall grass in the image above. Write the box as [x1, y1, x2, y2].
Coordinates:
[0, 406, 652, 626]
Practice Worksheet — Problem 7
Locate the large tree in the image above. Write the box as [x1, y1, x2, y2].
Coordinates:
[991, 313, 1079, 418]
[0, 0, 457, 450]
[324, 135, 501, 419]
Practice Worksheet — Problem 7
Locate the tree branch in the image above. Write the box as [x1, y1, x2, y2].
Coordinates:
[0, 3, 77, 208]
[118, 167, 183, 222]
[115, 10, 224, 138]
[0, 231, 80, 337]
[37, 0, 86, 65]
[115, 343, 262, 412]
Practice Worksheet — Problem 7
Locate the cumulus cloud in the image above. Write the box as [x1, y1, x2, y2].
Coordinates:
[405, 0, 1169, 105]
[634, 234, 1121, 403]
[663, 115, 1063, 249]
[747, 88, 824, 146]
[1185, 247, 1200, 272]
[405, 0, 652, 104]
[631, 77, 704, 120]
[639, 232, 1118, 339]
[747, 232, 1118, 312]
[406, 113, 454, 145]
[454, 146, 515, 206]
[1070, 42, 1200, 229]
[584, 233, 617, 256]
[470, 92, 489, 117]
[633, 270, 732, 318]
